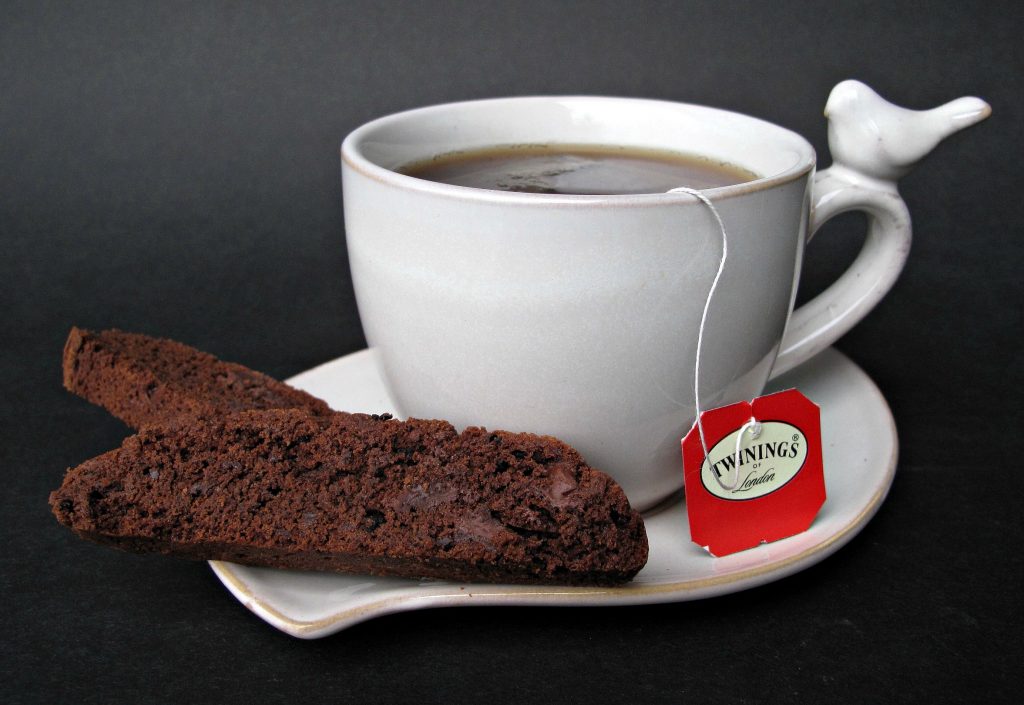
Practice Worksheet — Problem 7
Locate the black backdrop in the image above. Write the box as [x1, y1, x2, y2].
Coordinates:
[3, 2, 1021, 703]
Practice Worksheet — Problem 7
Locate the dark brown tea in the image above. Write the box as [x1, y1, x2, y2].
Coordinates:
[399, 144, 757, 194]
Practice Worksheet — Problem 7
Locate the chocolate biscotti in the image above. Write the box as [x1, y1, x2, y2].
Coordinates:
[63, 327, 332, 430]
[50, 409, 649, 586]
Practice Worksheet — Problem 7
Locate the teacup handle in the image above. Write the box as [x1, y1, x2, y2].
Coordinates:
[770, 80, 990, 378]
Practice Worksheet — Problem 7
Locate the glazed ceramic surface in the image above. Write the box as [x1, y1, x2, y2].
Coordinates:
[211, 346, 897, 639]
[340, 85, 984, 509]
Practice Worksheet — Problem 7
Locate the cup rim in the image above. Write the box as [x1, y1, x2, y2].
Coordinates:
[341, 95, 816, 205]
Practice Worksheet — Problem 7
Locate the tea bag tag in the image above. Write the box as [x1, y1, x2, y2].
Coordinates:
[681, 389, 826, 556]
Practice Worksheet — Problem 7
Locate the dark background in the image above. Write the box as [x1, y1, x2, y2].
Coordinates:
[2, 1, 1021, 703]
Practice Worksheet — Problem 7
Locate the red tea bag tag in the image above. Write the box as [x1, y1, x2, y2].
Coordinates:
[681, 389, 825, 557]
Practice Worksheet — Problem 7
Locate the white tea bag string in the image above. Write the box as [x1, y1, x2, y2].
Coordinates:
[668, 186, 759, 492]
[731, 416, 763, 490]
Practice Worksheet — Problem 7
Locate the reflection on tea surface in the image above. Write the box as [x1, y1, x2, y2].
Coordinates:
[400, 144, 757, 194]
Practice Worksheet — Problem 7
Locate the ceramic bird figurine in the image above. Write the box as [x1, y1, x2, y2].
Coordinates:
[824, 80, 991, 181]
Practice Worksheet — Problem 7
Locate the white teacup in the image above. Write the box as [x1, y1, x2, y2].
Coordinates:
[341, 82, 988, 510]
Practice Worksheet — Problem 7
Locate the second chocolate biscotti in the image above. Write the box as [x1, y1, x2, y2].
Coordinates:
[50, 409, 649, 586]
[63, 327, 332, 430]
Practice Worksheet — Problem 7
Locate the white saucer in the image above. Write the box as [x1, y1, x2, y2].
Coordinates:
[211, 347, 897, 639]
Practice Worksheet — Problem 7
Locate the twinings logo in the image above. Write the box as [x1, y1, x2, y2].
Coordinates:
[700, 421, 808, 501]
